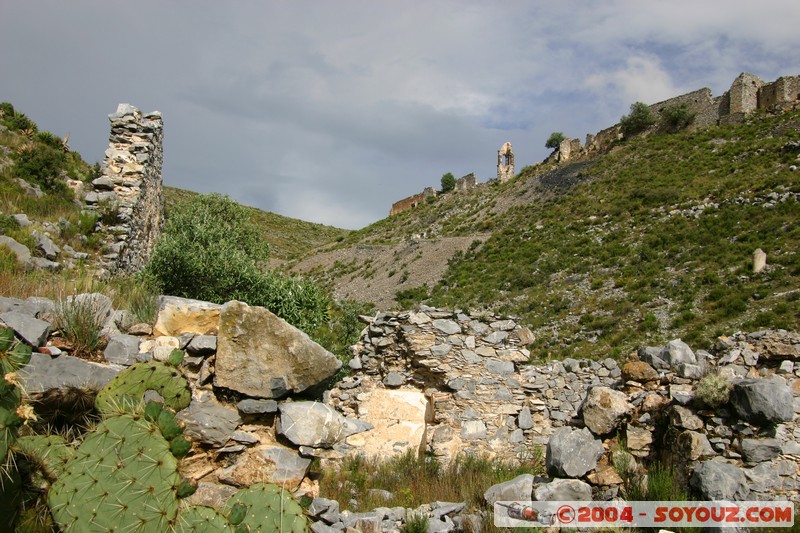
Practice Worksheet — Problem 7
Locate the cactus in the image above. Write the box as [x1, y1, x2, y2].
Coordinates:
[174, 505, 234, 533]
[13, 434, 75, 481]
[95, 360, 191, 414]
[1, 327, 33, 467]
[48, 412, 183, 532]
[223, 483, 309, 533]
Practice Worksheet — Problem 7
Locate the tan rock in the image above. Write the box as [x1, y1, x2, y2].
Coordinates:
[153, 296, 221, 337]
[581, 386, 634, 435]
[678, 430, 715, 460]
[344, 388, 427, 459]
[587, 456, 624, 486]
[622, 361, 659, 382]
[626, 425, 653, 453]
[405, 332, 436, 353]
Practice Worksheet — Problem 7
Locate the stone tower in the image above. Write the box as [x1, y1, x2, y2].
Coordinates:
[497, 142, 514, 182]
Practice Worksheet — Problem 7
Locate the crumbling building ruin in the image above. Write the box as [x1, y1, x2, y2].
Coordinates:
[497, 142, 515, 182]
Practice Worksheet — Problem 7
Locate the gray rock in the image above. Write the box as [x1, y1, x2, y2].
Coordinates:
[461, 420, 487, 440]
[103, 334, 141, 365]
[278, 402, 348, 448]
[534, 478, 592, 501]
[237, 398, 278, 415]
[186, 334, 217, 355]
[484, 474, 534, 505]
[0, 311, 51, 347]
[485, 359, 514, 376]
[185, 482, 238, 512]
[310, 521, 339, 533]
[483, 331, 509, 344]
[430, 344, 452, 356]
[546, 426, 604, 478]
[730, 378, 793, 425]
[12, 214, 31, 227]
[518, 407, 533, 430]
[663, 339, 697, 368]
[309, 497, 340, 519]
[0, 236, 31, 268]
[690, 460, 749, 500]
[30, 257, 61, 271]
[432, 319, 461, 335]
[177, 399, 242, 447]
[92, 176, 116, 190]
[21, 296, 55, 318]
[669, 405, 704, 431]
[20, 353, 123, 393]
[741, 438, 782, 463]
[214, 301, 341, 398]
[383, 371, 405, 387]
[638, 346, 669, 370]
[0, 297, 24, 313]
[34, 232, 60, 260]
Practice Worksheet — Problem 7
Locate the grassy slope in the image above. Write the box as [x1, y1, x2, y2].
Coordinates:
[308, 109, 800, 360]
[163, 186, 349, 261]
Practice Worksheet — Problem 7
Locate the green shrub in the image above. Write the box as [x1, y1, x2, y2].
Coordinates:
[545, 131, 566, 150]
[694, 371, 731, 408]
[4, 110, 37, 133]
[34, 130, 64, 149]
[620, 101, 656, 139]
[401, 512, 429, 533]
[12, 143, 67, 193]
[0, 102, 14, 119]
[146, 193, 329, 332]
[661, 104, 696, 132]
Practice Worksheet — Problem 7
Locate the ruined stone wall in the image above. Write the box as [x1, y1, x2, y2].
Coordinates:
[760, 76, 800, 110]
[730, 72, 763, 115]
[497, 142, 515, 182]
[454, 172, 477, 192]
[85, 104, 164, 273]
[648, 87, 718, 128]
[389, 187, 436, 216]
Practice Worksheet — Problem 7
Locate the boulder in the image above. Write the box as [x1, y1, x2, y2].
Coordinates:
[278, 402, 348, 448]
[729, 378, 793, 425]
[152, 296, 221, 337]
[0, 235, 32, 268]
[214, 301, 341, 398]
[689, 460, 749, 500]
[546, 426, 604, 478]
[581, 386, 633, 435]
[483, 474, 534, 505]
[638, 346, 669, 370]
[663, 339, 697, 367]
[0, 310, 51, 347]
[534, 478, 592, 501]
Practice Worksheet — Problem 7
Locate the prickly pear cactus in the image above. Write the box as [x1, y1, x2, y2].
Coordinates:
[48, 412, 183, 532]
[223, 483, 309, 533]
[95, 360, 191, 414]
[0, 327, 32, 464]
[13, 434, 75, 480]
[173, 505, 234, 533]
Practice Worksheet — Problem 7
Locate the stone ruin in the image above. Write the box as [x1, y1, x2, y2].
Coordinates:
[83, 103, 164, 273]
[497, 141, 515, 182]
[454, 172, 477, 192]
[389, 187, 437, 216]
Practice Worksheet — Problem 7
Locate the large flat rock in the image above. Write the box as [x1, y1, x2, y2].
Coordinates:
[20, 353, 124, 393]
[153, 296, 221, 337]
[214, 301, 341, 398]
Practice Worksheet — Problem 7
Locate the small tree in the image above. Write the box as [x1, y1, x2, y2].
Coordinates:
[545, 132, 566, 150]
[620, 101, 656, 139]
[440, 172, 456, 193]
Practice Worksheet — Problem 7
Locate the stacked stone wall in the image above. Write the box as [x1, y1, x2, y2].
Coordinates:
[454, 172, 477, 192]
[648, 87, 718, 128]
[761, 76, 800, 110]
[84, 104, 164, 273]
[389, 187, 437, 216]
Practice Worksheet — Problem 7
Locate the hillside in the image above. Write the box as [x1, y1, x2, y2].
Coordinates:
[292, 108, 800, 360]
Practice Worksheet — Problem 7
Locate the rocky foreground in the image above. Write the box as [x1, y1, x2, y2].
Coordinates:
[2, 293, 800, 531]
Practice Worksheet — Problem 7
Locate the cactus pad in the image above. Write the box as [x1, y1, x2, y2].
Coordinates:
[95, 360, 191, 414]
[48, 413, 182, 532]
[174, 505, 234, 533]
[223, 483, 309, 533]
[13, 434, 75, 480]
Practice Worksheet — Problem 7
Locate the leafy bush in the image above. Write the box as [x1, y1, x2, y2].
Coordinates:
[661, 104, 696, 133]
[694, 371, 731, 408]
[3, 110, 37, 133]
[545, 131, 566, 150]
[146, 193, 329, 332]
[440, 172, 455, 193]
[12, 143, 68, 193]
[620, 101, 656, 139]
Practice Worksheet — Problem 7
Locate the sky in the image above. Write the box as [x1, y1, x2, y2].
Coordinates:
[1, 1, 799, 229]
